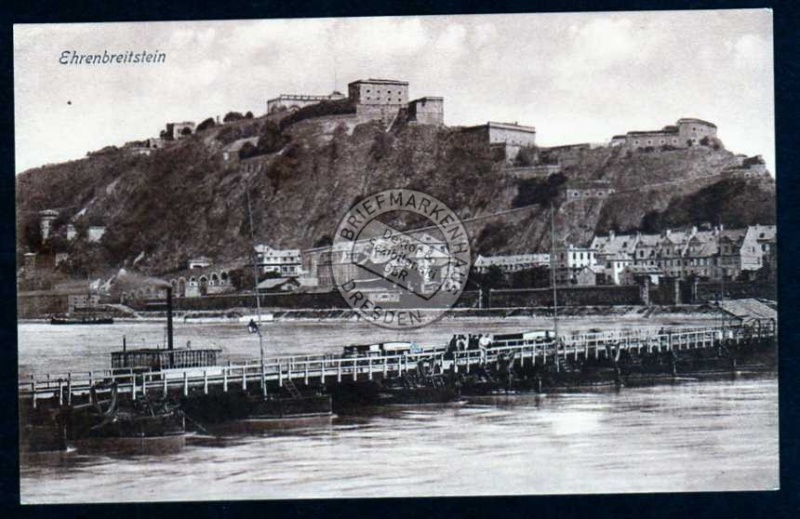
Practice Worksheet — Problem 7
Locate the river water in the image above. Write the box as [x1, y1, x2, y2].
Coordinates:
[18, 319, 779, 503]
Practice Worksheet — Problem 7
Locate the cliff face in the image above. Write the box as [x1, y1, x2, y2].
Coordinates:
[16, 115, 775, 276]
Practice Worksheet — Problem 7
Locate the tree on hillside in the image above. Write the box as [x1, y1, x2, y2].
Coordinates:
[313, 234, 333, 248]
[510, 266, 550, 289]
[512, 173, 568, 208]
[514, 146, 539, 167]
[20, 217, 42, 254]
[639, 178, 775, 233]
[238, 142, 258, 160]
[475, 222, 508, 254]
[471, 265, 509, 290]
[224, 112, 245, 123]
[256, 121, 288, 154]
[267, 149, 301, 192]
[197, 117, 216, 132]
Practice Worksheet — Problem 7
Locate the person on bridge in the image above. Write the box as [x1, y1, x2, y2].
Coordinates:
[247, 319, 259, 334]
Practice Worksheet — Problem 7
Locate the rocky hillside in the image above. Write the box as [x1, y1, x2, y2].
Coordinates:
[16, 114, 775, 277]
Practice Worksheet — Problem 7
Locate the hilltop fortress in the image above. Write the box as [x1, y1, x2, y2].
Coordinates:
[610, 118, 719, 149]
[263, 79, 731, 163]
[267, 78, 445, 127]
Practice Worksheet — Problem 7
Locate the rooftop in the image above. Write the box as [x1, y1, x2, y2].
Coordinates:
[677, 117, 717, 128]
[349, 78, 409, 86]
[461, 121, 537, 133]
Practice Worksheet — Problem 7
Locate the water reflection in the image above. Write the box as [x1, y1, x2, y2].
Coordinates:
[18, 321, 778, 502]
[21, 376, 778, 503]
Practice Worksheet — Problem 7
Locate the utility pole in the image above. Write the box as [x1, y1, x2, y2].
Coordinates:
[247, 189, 267, 398]
[550, 202, 562, 373]
[550, 202, 559, 344]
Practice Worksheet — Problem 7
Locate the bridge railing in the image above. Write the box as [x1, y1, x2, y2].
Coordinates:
[20, 323, 776, 399]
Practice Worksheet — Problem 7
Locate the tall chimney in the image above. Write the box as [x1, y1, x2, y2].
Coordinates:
[167, 286, 174, 366]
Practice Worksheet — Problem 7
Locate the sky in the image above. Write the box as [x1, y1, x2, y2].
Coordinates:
[14, 10, 774, 174]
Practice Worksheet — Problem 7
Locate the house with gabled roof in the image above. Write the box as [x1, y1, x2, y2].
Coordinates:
[741, 224, 776, 272]
[656, 227, 697, 278]
[632, 233, 661, 267]
[683, 228, 722, 280]
[590, 231, 638, 284]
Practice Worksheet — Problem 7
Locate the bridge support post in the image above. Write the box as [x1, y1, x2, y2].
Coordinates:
[337, 361, 342, 383]
[183, 372, 188, 397]
[163, 375, 168, 397]
[203, 370, 208, 394]
[223, 369, 228, 393]
[243, 368, 247, 390]
[368, 358, 373, 381]
[66, 374, 72, 407]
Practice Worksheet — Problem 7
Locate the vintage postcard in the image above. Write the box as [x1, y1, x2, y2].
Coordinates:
[15, 10, 777, 504]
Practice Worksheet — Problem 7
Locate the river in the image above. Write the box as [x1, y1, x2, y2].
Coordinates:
[18, 319, 778, 503]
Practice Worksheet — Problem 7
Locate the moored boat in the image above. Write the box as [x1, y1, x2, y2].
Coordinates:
[51, 315, 114, 325]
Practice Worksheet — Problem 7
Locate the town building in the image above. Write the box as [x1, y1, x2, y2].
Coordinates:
[472, 253, 550, 274]
[267, 91, 346, 114]
[591, 231, 639, 284]
[683, 228, 722, 279]
[656, 227, 697, 278]
[717, 228, 748, 280]
[164, 121, 196, 140]
[576, 265, 605, 286]
[633, 233, 661, 267]
[553, 245, 597, 285]
[255, 244, 302, 277]
[188, 256, 213, 269]
[741, 224, 777, 272]
[162, 262, 240, 299]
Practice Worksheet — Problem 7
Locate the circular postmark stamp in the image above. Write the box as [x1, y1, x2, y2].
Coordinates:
[332, 189, 471, 329]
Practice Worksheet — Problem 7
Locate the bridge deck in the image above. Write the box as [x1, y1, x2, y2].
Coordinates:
[19, 324, 775, 407]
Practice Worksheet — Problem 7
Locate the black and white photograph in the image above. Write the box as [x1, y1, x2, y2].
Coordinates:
[13, 9, 778, 504]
